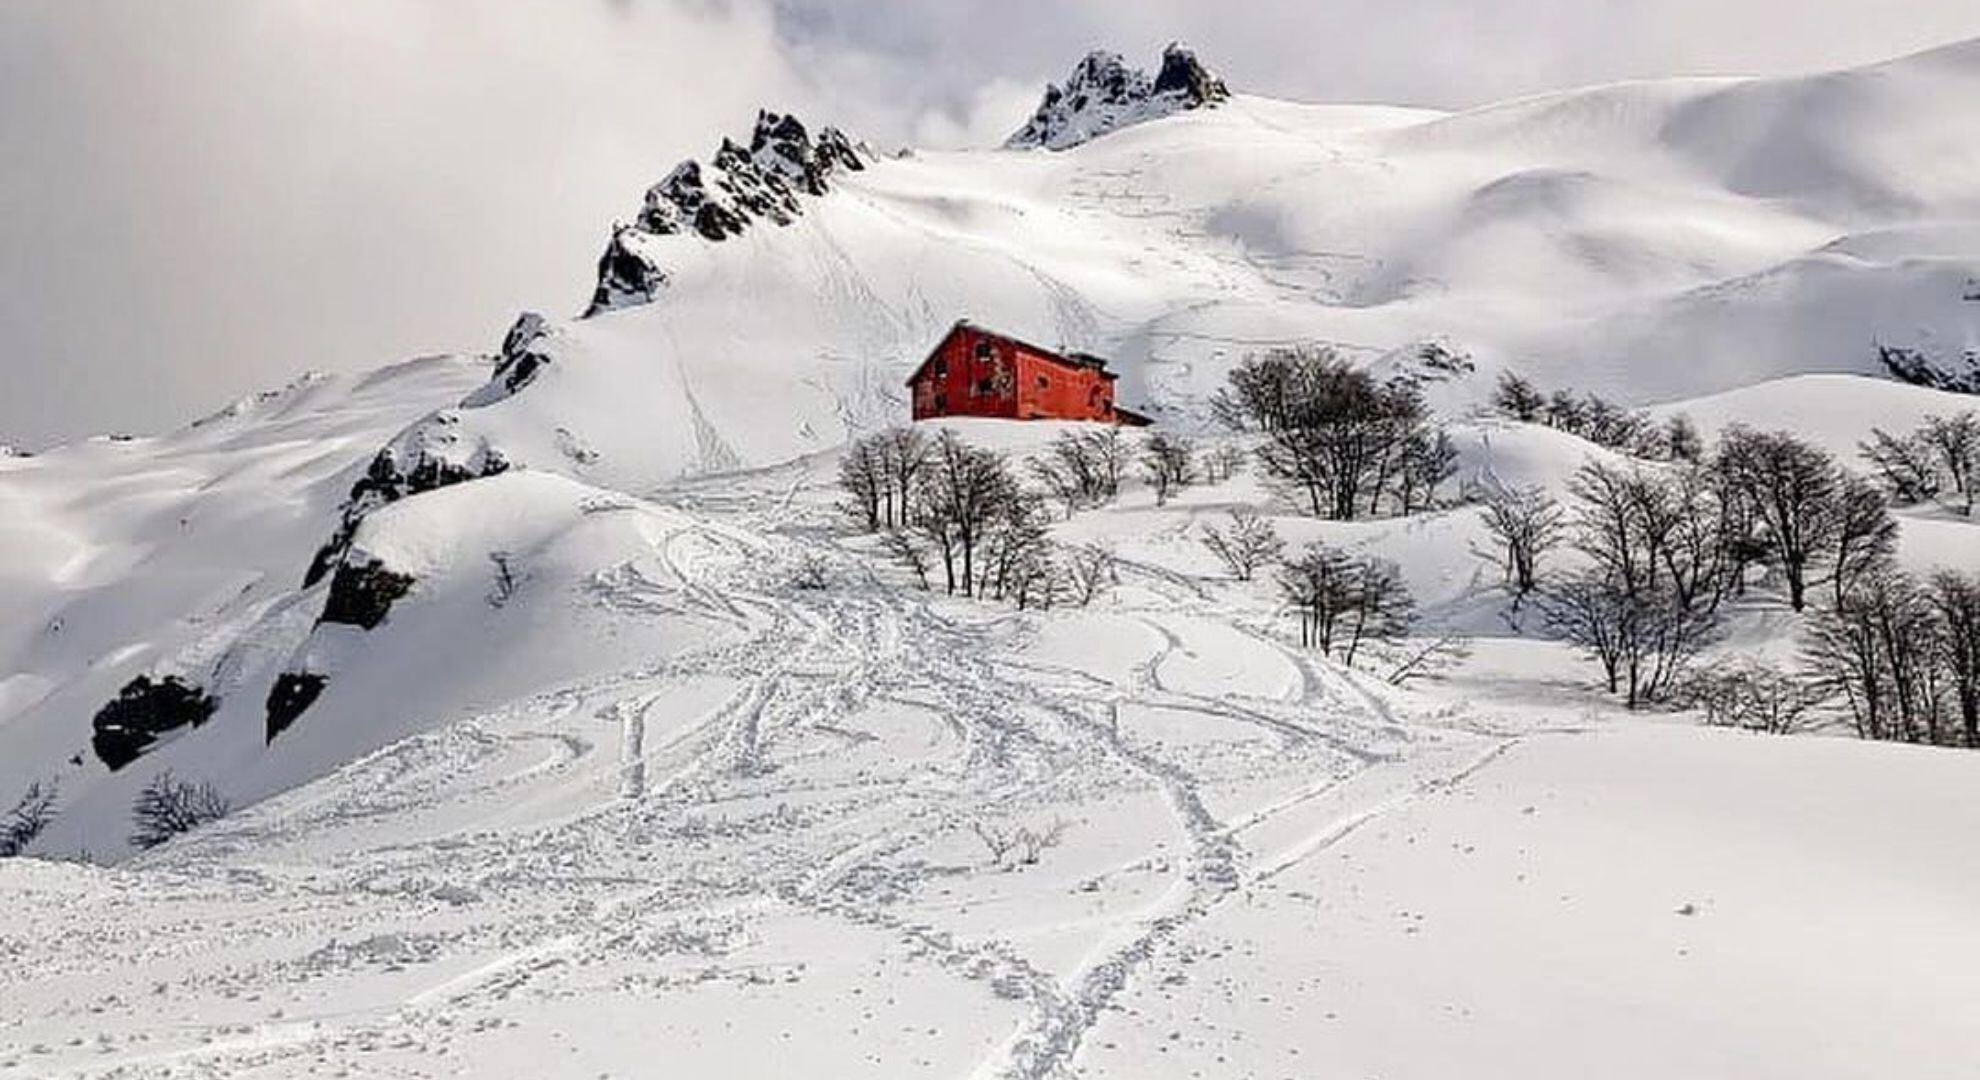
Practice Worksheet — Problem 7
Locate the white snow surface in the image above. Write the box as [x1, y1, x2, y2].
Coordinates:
[4, 38, 1980, 1080]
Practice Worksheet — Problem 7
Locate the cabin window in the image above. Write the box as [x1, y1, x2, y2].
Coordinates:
[933, 359, 947, 378]
[933, 393, 946, 412]
[1036, 375, 1050, 389]
[975, 378, 995, 396]
[974, 341, 993, 361]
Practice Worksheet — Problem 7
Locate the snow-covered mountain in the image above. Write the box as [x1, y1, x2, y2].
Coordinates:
[3, 39, 1980, 1080]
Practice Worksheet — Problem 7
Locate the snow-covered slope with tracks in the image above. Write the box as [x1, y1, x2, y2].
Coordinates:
[3, 37, 1980, 1080]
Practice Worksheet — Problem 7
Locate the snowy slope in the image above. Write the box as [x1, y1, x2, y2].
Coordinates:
[2, 38, 1980, 1079]
[3, 35, 1977, 859]
[2, 433, 1977, 1079]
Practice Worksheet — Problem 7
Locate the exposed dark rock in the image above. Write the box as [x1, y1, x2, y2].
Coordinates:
[91, 676, 221, 771]
[582, 110, 872, 317]
[1006, 43, 1230, 151]
[264, 672, 328, 743]
[303, 417, 511, 587]
[1879, 342, 1980, 394]
[588, 224, 670, 316]
[488, 311, 553, 398]
[1152, 43, 1229, 105]
[321, 557, 415, 630]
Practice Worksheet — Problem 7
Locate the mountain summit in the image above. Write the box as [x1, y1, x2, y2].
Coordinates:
[1006, 43, 1230, 151]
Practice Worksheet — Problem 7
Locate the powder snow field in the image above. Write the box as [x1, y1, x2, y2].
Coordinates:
[5, 37, 1980, 1080]
[2, 445, 1977, 1079]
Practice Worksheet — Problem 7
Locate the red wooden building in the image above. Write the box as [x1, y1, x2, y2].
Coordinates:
[906, 322, 1149, 425]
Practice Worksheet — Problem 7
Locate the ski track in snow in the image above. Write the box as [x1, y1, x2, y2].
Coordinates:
[0, 471, 1533, 1080]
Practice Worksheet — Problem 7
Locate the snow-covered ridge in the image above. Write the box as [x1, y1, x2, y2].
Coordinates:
[1006, 43, 1230, 151]
[585, 109, 872, 316]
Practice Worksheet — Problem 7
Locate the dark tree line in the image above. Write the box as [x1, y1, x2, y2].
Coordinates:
[1476, 414, 1980, 746]
[1806, 567, 1980, 748]
[1215, 346, 1455, 519]
[1861, 410, 1979, 517]
[842, 427, 1116, 610]
[1493, 370, 1701, 462]
[1477, 422, 1914, 708]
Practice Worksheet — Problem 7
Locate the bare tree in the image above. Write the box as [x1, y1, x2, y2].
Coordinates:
[1717, 426, 1843, 611]
[1825, 474, 1897, 610]
[1062, 544, 1117, 607]
[1139, 431, 1196, 506]
[1, 780, 58, 857]
[1680, 659, 1829, 735]
[1663, 414, 1704, 464]
[839, 427, 932, 532]
[1029, 428, 1127, 518]
[881, 426, 931, 530]
[836, 432, 889, 532]
[1199, 509, 1284, 582]
[1860, 426, 1942, 506]
[1927, 569, 1980, 747]
[880, 528, 931, 590]
[1538, 460, 1725, 707]
[1806, 566, 1952, 744]
[131, 772, 231, 850]
[1395, 429, 1458, 514]
[1278, 543, 1412, 666]
[1478, 484, 1563, 609]
[1227, 347, 1442, 519]
[916, 430, 1017, 597]
[1201, 442, 1247, 484]
[1920, 412, 1980, 517]
[1492, 370, 1546, 422]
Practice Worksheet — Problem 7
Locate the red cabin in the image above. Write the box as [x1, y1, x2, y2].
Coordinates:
[906, 322, 1150, 425]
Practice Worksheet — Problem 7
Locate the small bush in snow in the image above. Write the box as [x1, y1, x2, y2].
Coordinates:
[1, 780, 58, 857]
[789, 553, 831, 591]
[1680, 660, 1828, 735]
[130, 772, 231, 850]
[972, 818, 1072, 870]
[487, 550, 522, 607]
[1199, 509, 1283, 582]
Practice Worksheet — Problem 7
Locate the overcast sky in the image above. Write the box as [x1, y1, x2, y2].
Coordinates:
[5, 0, 1977, 447]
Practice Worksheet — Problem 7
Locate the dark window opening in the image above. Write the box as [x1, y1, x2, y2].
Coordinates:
[974, 341, 993, 361]
[975, 378, 995, 396]
[1036, 375, 1050, 389]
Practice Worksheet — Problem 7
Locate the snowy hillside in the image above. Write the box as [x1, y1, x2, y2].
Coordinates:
[4, 37, 1980, 1080]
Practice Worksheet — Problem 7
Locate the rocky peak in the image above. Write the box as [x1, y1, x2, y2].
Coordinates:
[583, 111, 872, 317]
[1153, 44, 1229, 105]
[1006, 43, 1230, 152]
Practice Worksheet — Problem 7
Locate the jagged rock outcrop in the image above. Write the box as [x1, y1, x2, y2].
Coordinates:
[1006, 43, 1229, 152]
[584, 110, 871, 317]
[91, 676, 221, 771]
[303, 414, 511, 587]
[466, 311, 556, 405]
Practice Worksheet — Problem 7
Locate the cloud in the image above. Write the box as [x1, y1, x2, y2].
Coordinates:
[3, 0, 1976, 445]
[0, 0, 805, 446]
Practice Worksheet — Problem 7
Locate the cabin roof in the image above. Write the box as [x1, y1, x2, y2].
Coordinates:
[904, 320, 1118, 387]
